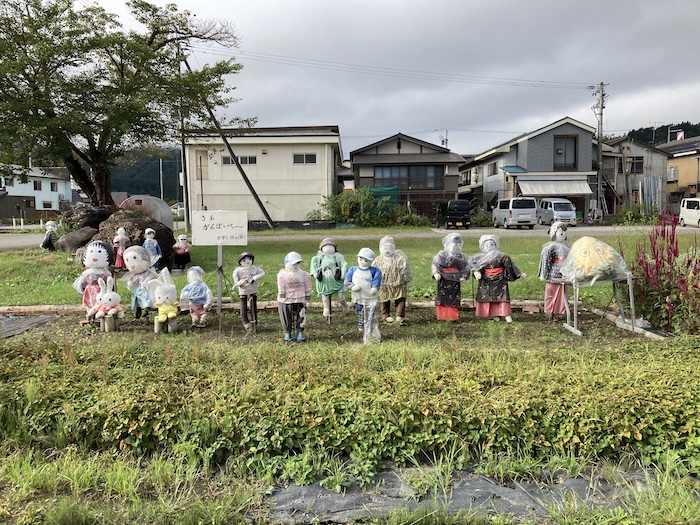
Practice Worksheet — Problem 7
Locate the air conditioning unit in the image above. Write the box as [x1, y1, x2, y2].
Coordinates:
[59, 193, 65, 200]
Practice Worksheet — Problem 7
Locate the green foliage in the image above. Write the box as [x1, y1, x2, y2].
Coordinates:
[628, 213, 700, 334]
[470, 212, 493, 227]
[306, 188, 429, 227]
[0, 0, 250, 205]
[615, 205, 657, 226]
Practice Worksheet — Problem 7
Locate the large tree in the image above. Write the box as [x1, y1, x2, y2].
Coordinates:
[0, 0, 251, 206]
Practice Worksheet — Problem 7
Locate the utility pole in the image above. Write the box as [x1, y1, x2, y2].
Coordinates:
[590, 82, 608, 217]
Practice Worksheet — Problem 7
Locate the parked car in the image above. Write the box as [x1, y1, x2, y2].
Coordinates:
[679, 198, 700, 228]
[435, 200, 470, 229]
[492, 197, 538, 229]
[538, 198, 577, 226]
[170, 202, 185, 216]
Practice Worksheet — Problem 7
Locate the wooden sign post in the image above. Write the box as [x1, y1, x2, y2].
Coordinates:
[191, 211, 248, 313]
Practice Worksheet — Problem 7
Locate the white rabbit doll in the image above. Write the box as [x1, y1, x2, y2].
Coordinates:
[87, 276, 124, 332]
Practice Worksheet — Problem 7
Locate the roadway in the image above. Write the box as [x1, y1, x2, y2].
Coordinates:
[2, 222, 698, 253]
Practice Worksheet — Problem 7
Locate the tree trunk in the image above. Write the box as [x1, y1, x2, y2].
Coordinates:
[62, 154, 115, 207]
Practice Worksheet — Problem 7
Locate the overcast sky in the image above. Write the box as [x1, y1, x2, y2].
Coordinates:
[97, 0, 700, 158]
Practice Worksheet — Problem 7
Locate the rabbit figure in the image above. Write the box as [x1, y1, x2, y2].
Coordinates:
[148, 268, 179, 334]
[88, 277, 124, 332]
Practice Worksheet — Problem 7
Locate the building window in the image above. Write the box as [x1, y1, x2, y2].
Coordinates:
[373, 165, 444, 189]
[488, 162, 498, 177]
[619, 156, 644, 174]
[222, 155, 257, 165]
[50, 182, 58, 192]
[293, 153, 316, 164]
[4, 177, 13, 187]
[33, 181, 42, 191]
[554, 135, 578, 171]
[43, 201, 52, 209]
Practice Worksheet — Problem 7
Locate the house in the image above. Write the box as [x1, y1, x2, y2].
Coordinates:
[604, 136, 669, 215]
[183, 126, 343, 223]
[655, 136, 700, 215]
[459, 117, 598, 215]
[349, 133, 465, 219]
[0, 165, 72, 220]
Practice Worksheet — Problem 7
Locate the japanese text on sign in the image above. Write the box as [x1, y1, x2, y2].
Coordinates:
[191, 211, 248, 246]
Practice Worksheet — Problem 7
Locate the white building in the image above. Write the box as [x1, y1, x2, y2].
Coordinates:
[0, 165, 72, 220]
[183, 126, 343, 223]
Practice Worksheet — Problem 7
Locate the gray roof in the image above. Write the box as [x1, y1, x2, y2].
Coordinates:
[656, 136, 700, 156]
[352, 153, 465, 165]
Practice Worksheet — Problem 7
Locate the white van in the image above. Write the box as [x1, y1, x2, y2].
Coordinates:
[679, 198, 700, 228]
[538, 198, 577, 226]
[492, 197, 538, 229]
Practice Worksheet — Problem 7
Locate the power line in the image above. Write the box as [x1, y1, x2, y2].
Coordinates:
[187, 44, 595, 90]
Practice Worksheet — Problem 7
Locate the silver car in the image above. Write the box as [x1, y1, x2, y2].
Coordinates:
[492, 197, 538, 229]
[538, 198, 577, 226]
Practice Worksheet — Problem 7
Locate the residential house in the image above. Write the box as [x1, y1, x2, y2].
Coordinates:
[349, 133, 465, 220]
[604, 136, 669, 215]
[0, 165, 72, 220]
[459, 117, 599, 216]
[183, 126, 343, 223]
[655, 136, 700, 215]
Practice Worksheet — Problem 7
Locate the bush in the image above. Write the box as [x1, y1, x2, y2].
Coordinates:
[615, 205, 657, 226]
[306, 188, 429, 227]
[628, 212, 700, 333]
[470, 211, 493, 227]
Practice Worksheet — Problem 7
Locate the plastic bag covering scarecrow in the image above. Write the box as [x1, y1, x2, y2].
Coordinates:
[142, 228, 162, 269]
[232, 252, 266, 331]
[112, 227, 131, 271]
[309, 237, 349, 323]
[146, 268, 179, 333]
[40, 220, 59, 251]
[431, 233, 470, 321]
[538, 221, 571, 319]
[344, 248, 382, 344]
[180, 266, 214, 328]
[73, 240, 115, 311]
[372, 235, 412, 325]
[172, 234, 191, 271]
[471, 234, 525, 323]
[277, 252, 312, 342]
[559, 236, 627, 286]
[121, 245, 158, 318]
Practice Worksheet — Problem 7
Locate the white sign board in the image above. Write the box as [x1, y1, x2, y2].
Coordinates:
[191, 210, 248, 246]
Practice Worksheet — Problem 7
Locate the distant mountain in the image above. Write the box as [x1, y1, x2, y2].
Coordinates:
[627, 122, 700, 146]
[111, 148, 182, 203]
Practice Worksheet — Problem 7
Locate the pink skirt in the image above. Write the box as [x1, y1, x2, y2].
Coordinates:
[475, 301, 511, 318]
[544, 282, 568, 314]
[436, 305, 459, 321]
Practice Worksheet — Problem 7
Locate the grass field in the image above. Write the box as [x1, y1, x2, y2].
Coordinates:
[1, 226, 699, 524]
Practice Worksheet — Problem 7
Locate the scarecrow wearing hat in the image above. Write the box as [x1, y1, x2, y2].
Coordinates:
[141, 228, 162, 269]
[344, 248, 382, 344]
[172, 234, 191, 271]
[309, 237, 349, 324]
[233, 251, 266, 332]
[277, 252, 312, 342]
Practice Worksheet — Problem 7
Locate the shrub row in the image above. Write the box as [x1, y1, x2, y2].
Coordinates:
[1, 336, 699, 483]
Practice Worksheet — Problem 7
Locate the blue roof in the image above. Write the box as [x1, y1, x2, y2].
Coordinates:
[500, 166, 527, 173]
